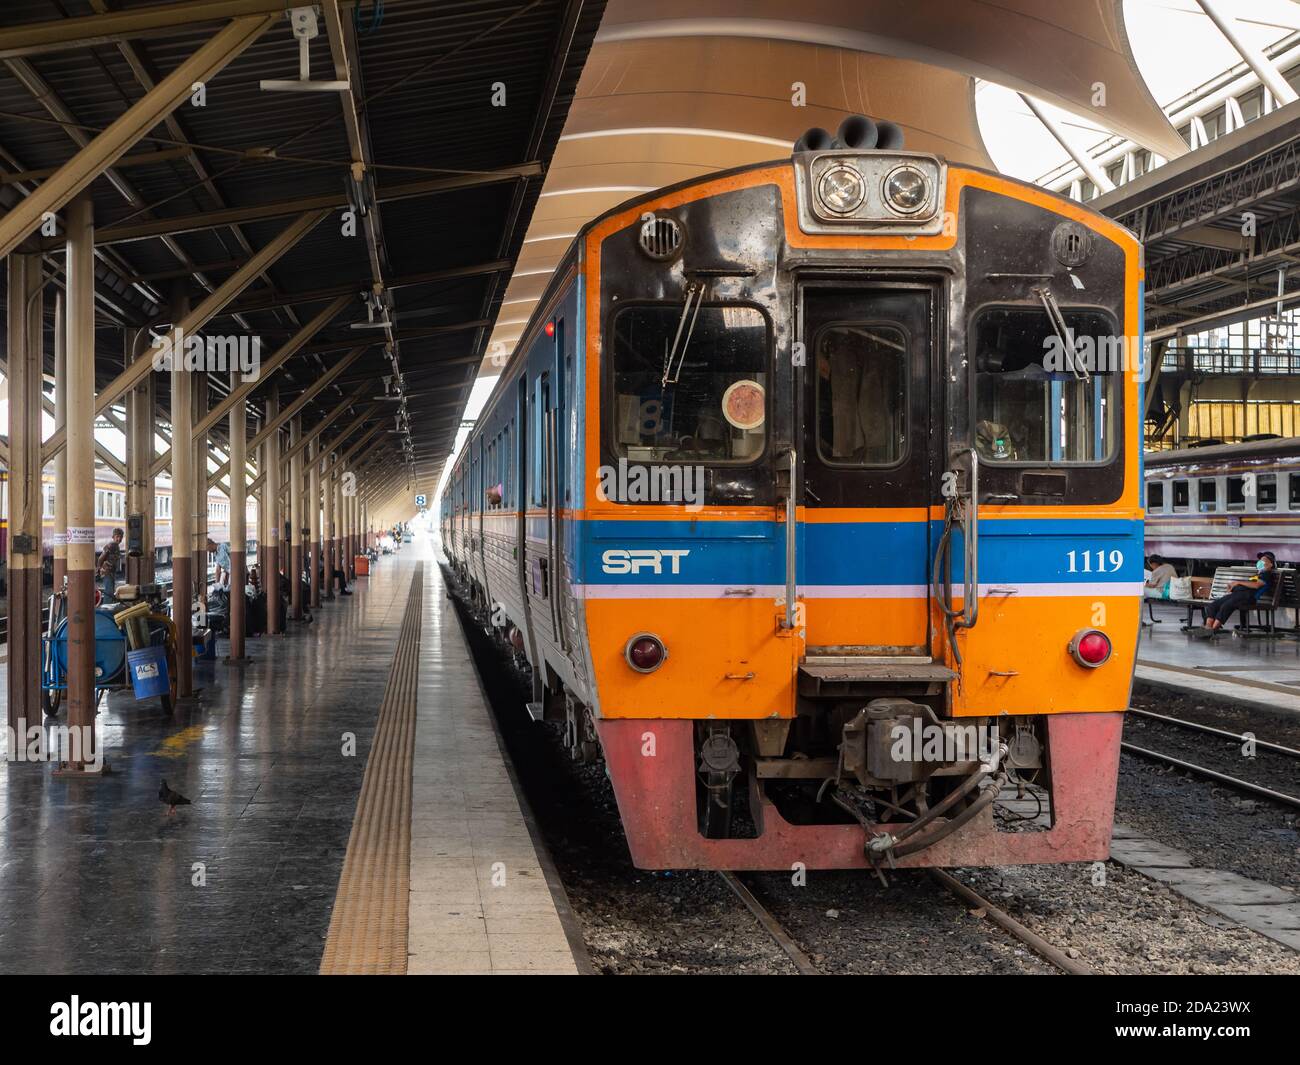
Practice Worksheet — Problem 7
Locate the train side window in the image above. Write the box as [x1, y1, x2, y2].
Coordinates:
[1226, 476, 1246, 510]
[530, 374, 549, 507]
[1290, 474, 1300, 511]
[1172, 480, 1190, 511]
[971, 307, 1117, 464]
[1199, 478, 1217, 512]
[1257, 473, 1278, 511]
[1146, 481, 1163, 511]
[609, 303, 768, 464]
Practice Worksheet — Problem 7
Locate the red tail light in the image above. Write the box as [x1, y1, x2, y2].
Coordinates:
[625, 633, 667, 673]
[1068, 629, 1112, 668]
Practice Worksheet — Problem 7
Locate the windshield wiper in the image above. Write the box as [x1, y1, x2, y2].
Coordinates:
[1033, 285, 1089, 382]
[662, 281, 704, 386]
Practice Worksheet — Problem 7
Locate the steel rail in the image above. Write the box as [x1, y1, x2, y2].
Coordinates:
[717, 872, 821, 976]
[928, 868, 1096, 975]
[1121, 742, 1300, 809]
[1130, 707, 1300, 759]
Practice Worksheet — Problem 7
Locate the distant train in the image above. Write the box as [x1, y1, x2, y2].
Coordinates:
[0, 468, 258, 575]
[1145, 436, 1300, 571]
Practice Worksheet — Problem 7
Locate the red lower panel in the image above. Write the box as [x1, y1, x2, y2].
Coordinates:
[595, 713, 1124, 869]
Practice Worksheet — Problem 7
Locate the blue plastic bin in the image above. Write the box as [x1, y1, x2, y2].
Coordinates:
[194, 628, 215, 660]
[127, 645, 170, 699]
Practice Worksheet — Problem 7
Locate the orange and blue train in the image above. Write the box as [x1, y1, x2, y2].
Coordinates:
[442, 115, 1143, 871]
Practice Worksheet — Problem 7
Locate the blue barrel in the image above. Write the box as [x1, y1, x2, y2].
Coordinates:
[126, 644, 170, 699]
[51, 609, 128, 685]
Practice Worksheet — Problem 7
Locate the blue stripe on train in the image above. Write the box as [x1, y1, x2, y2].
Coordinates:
[576, 517, 1143, 585]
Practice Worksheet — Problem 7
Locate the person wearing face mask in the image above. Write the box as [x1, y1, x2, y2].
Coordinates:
[1198, 551, 1278, 636]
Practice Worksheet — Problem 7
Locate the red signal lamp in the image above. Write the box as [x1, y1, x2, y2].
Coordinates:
[625, 633, 667, 673]
[1068, 629, 1112, 669]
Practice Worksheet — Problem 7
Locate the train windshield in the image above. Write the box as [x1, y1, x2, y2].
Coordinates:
[972, 306, 1119, 464]
[609, 303, 768, 463]
[814, 321, 907, 466]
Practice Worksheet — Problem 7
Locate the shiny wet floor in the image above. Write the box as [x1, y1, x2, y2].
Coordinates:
[0, 549, 421, 975]
[1142, 599, 1300, 687]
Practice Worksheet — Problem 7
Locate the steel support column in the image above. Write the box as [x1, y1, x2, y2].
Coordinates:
[5, 249, 44, 740]
[346, 476, 357, 580]
[308, 437, 321, 609]
[322, 453, 336, 600]
[125, 329, 155, 584]
[227, 373, 247, 662]
[192, 369, 209, 608]
[52, 293, 67, 593]
[289, 416, 303, 621]
[65, 195, 98, 768]
[265, 389, 281, 636]
[170, 289, 194, 698]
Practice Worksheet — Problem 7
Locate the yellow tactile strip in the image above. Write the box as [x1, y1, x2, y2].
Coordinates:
[320, 564, 423, 975]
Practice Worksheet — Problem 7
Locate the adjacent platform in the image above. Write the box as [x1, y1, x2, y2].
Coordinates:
[1139, 599, 1300, 715]
[0, 535, 582, 975]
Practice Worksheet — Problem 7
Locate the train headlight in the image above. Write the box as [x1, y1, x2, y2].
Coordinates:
[1068, 629, 1112, 669]
[882, 165, 929, 214]
[818, 164, 866, 214]
[625, 633, 667, 673]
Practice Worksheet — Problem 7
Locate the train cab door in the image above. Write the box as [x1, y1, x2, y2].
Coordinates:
[796, 283, 936, 659]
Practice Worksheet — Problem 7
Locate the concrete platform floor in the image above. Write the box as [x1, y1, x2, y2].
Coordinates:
[0, 535, 576, 975]
[1138, 599, 1300, 714]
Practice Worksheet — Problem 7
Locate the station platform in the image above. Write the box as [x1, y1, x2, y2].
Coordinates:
[1138, 599, 1300, 715]
[0, 535, 582, 975]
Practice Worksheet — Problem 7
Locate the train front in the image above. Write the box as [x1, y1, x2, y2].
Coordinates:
[576, 121, 1144, 870]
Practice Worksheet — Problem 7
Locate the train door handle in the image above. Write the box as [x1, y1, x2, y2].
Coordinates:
[779, 447, 797, 630]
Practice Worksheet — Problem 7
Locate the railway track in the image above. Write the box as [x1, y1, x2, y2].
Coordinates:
[720, 868, 1095, 976]
[1122, 708, 1300, 810]
[717, 872, 822, 975]
[1121, 741, 1300, 809]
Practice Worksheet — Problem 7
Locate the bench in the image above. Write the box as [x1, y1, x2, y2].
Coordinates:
[1170, 564, 1296, 634]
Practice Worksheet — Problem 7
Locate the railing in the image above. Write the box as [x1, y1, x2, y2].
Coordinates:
[1162, 347, 1300, 375]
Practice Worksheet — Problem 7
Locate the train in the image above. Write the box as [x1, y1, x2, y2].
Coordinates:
[442, 114, 1143, 872]
[1145, 436, 1300, 570]
[0, 468, 258, 576]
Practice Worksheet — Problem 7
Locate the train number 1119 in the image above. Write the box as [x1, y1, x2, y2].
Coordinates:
[1066, 549, 1124, 573]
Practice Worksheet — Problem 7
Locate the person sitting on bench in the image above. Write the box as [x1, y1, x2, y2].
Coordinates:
[1144, 554, 1176, 598]
[1198, 551, 1277, 636]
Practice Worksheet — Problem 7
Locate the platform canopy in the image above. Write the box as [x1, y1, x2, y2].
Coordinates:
[0, 0, 605, 485]
[484, 0, 1187, 358]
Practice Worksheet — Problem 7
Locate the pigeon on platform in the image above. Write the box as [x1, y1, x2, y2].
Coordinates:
[159, 779, 191, 816]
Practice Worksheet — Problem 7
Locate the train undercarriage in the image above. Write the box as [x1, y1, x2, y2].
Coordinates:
[446, 563, 1123, 873]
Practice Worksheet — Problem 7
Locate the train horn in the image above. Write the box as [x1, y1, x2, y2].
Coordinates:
[793, 126, 834, 153]
[875, 120, 906, 150]
[834, 114, 878, 150]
